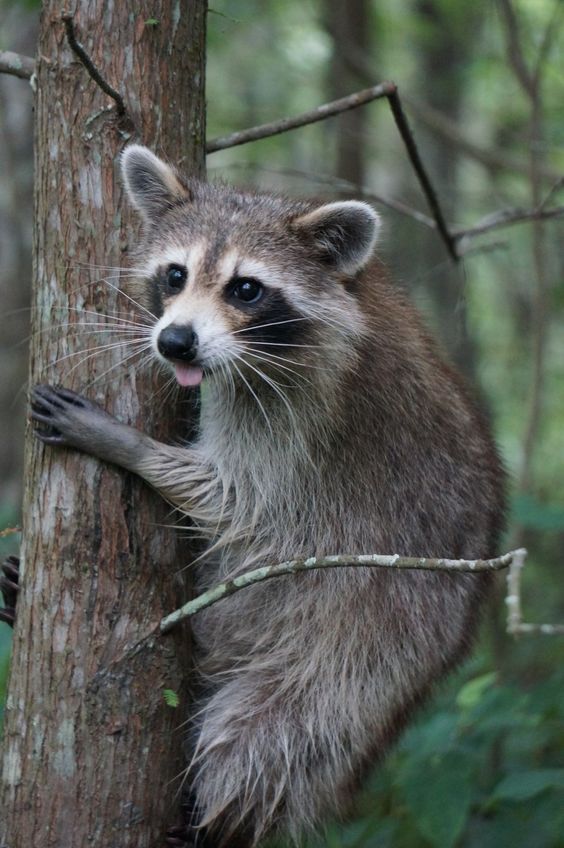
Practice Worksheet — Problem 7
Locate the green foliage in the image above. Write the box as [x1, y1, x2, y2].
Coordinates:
[163, 688, 180, 708]
[297, 666, 564, 848]
[511, 495, 564, 532]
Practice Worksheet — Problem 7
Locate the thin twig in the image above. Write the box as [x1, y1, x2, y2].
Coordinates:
[537, 176, 564, 212]
[206, 82, 396, 152]
[160, 549, 524, 632]
[453, 204, 564, 243]
[324, 22, 561, 184]
[0, 526, 21, 539]
[0, 50, 35, 80]
[386, 88, 459, 262]
[506, 550, 564, 635]
[62, 13, 126, 116]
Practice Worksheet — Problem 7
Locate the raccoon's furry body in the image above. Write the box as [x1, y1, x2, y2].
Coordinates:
[32, 147, 505, 847]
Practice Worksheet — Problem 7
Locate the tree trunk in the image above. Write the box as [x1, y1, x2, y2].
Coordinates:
[0, 7, 36, 514]
[409, 0, 481, 375]
[325, 0, 370, 187]
[1, 3, 206, 847]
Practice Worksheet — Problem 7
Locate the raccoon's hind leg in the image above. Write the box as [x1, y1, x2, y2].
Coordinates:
[0, 555, 20, 627]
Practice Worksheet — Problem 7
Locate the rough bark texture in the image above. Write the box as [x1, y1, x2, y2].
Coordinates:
[1, 2, 206, 847]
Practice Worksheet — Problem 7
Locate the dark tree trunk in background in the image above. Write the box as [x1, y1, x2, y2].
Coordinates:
[0, 2, 206, 846]
[410, 0, 481, 375]
[0, 8, 37, 513]
[325, 0, 370, 186]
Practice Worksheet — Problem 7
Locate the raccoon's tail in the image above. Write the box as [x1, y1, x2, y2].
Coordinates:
[187, 670, 377, 848]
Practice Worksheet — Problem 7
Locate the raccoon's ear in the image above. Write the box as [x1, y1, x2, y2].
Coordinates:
[120, 145, 191, 221]
[292, 201, 380, 274]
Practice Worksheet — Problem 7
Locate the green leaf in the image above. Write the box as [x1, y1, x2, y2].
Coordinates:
[163, 688, 180, 708]
[397, 750, 477, 848]
[144, 17, 159, 26]
[492, 769, 564, 802]
[456, 672, 497, 710]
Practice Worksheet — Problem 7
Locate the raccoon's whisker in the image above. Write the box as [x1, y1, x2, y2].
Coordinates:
[231, 360, 274, 437]
[71, 261, 149, 274]
[244, 346, 325, 374]
[153, 381, 177, 410]
[52, 337, 150, 368]
[230, 317, 311, 336]
[56, 349, 152, 385]
[53, 306, 153, 329]
[213, 356, 235, 403]
[232, 353, 298, 426]
[97, 275, 157, 322]
[243, 352, 312, 386]
[242, 341, 324, 349]
[25, 324, 151, 346]
[81, 347, 155, 391]
[78, 272, 147, 283]
[54, 341, 151, 379]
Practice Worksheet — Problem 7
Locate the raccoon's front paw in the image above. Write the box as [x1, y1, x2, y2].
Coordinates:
[31, 385, 116, 453]
[0, 555, 20, 628]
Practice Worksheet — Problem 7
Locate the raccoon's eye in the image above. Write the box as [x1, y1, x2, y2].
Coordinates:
[228, 277, 264, 305]
[165, 264, 187, 293]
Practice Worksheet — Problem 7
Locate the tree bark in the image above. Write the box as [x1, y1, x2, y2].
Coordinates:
[1, 2, 206, 847]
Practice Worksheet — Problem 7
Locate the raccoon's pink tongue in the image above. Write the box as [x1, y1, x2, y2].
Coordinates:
[174, 364, 203, 387]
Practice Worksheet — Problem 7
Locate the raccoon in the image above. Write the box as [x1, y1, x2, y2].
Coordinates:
[30, 145, 505, 847]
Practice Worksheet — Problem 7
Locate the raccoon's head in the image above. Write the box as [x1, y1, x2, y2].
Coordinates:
[121, 145, 380, 395]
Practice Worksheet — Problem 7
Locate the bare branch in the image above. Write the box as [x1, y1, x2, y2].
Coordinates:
[506, 550, 564, 635]
[160, 549, 524, 632]
[206, 82, 396, 152]
[321, 22, 562, 183]
[0, 50, 35, 80]
[385, 89, 459, 262]
[537, 175, 564, 212]
[62, 13, 126, 116]
[207, 82, 458, 262]
[454, 203, 564, 244]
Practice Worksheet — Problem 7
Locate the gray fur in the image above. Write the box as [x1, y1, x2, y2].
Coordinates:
[35, 147, 505, 847]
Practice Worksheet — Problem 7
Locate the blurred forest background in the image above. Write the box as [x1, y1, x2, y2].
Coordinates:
[1, 0, 563, 846]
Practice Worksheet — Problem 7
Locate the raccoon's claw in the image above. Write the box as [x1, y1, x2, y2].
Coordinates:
[31, 385, 109, 451]
[165, 825, 192, 847]
[1, 555, 20, 628]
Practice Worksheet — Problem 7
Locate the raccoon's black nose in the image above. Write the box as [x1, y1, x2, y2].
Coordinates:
[157, 324, 199, 362]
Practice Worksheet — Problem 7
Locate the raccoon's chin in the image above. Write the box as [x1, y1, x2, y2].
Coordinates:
[173, 363, 204, 388]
